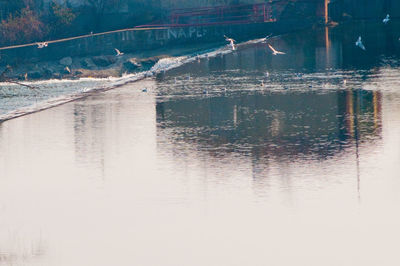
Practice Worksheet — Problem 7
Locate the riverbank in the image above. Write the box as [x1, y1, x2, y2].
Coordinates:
[1, 42, 221, 81]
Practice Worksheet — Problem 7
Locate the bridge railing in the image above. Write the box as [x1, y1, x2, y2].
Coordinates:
[136, 2, 279, 28]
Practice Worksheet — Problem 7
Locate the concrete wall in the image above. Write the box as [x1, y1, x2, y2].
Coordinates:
[0, 16, 316, 66]
[43, 0, 268, 9]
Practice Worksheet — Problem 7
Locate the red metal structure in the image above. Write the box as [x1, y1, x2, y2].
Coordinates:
[136, 3, 277, 28]
[169, 3, 275, 25]
[134, 0, 325, 29]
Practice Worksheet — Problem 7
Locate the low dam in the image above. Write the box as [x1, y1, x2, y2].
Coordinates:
[0, 1, 320, 66]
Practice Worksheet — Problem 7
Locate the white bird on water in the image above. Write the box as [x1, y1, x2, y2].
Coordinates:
[37, 42, 48, 49]
[224, 35, 236, 51]
[267, 43, 286, 55]
[115, 48, 124, 56]
[383, 14, 390, 24]
[355, 36, 366, 50]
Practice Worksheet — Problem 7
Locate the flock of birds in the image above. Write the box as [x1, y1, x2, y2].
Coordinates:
[355, 14, 391, 51]
[31, 13, 394, 95]
[223, 14, 392, 55]
[35, 13, 393, 56]
[224, 33, 285, 55]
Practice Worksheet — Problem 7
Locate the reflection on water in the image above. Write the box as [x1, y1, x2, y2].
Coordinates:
[1, 22, 400, 266]
[156, 90, 381, 160]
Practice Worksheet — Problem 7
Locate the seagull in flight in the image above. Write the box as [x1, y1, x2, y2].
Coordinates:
[115, 48, 124, 56]
[355, 36, 366, 50]
[224, 35, 236, 50]
[267, 43, 286, 55]
[64, 66, 71, 74]
[383, 14, 390, 24]
[262, 34, 273, 42]
[37, 42, 48, 49]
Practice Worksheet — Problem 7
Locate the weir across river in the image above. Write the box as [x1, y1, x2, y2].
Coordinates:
[0, 1, 322, 66]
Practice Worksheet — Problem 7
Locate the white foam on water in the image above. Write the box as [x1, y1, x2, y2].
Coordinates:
[0, 36, 275, 122]
[0, 71, 149, 122]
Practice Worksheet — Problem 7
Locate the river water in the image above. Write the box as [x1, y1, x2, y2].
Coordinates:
[0, 22, 400, 266]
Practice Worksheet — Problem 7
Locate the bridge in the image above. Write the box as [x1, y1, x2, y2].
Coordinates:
[137, 1, 329, 28]
[0, 0, 329, 65]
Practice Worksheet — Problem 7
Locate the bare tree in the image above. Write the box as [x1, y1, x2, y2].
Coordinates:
[85, 0, 121, 28]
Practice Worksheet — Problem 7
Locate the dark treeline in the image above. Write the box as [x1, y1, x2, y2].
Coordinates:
[0, 0, 248, 46]
[0, 0, 163, 46]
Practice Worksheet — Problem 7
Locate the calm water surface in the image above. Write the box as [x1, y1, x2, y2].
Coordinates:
[1, 22, 400, 266]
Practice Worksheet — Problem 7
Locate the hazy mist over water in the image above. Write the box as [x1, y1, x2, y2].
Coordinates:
[1, 22, 400, 266]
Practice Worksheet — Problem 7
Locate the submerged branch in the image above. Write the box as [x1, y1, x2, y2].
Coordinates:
[5, 80, 38, 90]
[0, 66, 39, 90]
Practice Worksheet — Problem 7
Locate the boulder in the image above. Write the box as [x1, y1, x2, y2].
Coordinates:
[74, 70, 83, 75]
[59, 57, 73, 66]
[52, 73, 62, 79]
[122, 58, 142, 72]
[41, 68, 54, 79]
[139, 56, 160, 67]
[27, 71, 43, 79]
[92, 55, 116, 67]
[80, 58, 96, 69]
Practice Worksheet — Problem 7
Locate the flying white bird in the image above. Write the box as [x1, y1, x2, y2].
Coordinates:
[267, 43, 286, 55]
[224, 35, 236, 50]
[355, 36, 366, 50]
[383, 14, 390, 24]
[115, 48, 124, 56]
[262, 34, 273, 42]
[64, 66, 71, 74]
[37, 42, 48, 49]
